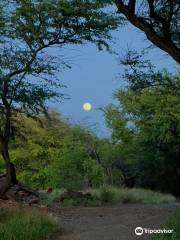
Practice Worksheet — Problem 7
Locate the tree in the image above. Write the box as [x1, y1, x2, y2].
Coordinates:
[0, 112, 106, 189]
[106, 86, 180, 195]
[113, 0, 180, 63]
[0, 0, 119, 196]
[92, 139, 125, 186]
[104, 53, 180, 195]
[120, 50, 180, 93]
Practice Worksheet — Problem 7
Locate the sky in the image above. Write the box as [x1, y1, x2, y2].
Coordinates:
[49, 23, 177, 138]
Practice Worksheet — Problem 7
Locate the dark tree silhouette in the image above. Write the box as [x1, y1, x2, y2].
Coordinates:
[114, 0, 180, 63]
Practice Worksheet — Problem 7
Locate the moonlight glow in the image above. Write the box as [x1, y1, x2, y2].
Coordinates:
[83, 102, 92, 112]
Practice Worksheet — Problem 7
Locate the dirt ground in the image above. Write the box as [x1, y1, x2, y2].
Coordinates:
[56, 204, 180, 240]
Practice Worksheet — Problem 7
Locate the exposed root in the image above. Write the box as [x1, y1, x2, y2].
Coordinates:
[0, 174, 39, 204]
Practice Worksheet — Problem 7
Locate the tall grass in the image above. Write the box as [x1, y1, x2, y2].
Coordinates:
[0, 208, 57, 240]
[89, 186, 176, 204]
[40, 189, 65, 206]
[38, 186, 176, 207]
[151, 211, 180, 240]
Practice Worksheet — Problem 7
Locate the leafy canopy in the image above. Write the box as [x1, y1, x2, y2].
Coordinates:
[0, 0, 120, 142]
[104, 51, 180, 195]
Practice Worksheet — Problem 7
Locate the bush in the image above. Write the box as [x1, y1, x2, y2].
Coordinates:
[151, 211, 180, 240]
[0, 208, 57, 240]
[89, 186, 176, 204]
[40, 189, 100, 207]
[99, 185, 116, 203]
[39, 187, 176, 207]
[40, 189, 65, 207]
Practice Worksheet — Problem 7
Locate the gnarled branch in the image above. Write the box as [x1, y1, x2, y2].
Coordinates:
[114, 0, 180, 63]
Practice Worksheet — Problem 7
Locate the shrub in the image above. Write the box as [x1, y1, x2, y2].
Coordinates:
[40, 187, 176, 207]
[0, 208, 57, 240]
[89, 186, 176, 204]
[40, 189, 65, 207]
[151, 211, 180, 240]
[99, 185, 116, 203]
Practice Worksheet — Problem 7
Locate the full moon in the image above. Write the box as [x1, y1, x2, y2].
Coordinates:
[83, 102, 92, 112]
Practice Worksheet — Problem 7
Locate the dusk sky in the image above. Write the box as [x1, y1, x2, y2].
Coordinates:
[50, 23, 177, 137]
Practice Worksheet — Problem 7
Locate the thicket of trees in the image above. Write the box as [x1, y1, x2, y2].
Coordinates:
[1, 55, 179, 196]
[0, 0, 119, 195]
[104, 51, 180, 196]
[0, 112, 124, 190]
[0, 0, 179, 198]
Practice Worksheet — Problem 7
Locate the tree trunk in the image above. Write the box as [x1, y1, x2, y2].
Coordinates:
[0, 80, 18, 198]
[0, 140, 18, 198]
[1, 141, 18, 185]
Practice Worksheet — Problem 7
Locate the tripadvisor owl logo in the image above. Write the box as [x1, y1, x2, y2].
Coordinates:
[135, 227, 144, 236]
[135, 227, 174, 236]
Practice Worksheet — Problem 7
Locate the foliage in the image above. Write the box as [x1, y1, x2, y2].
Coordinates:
[62, 194, 99, 207]
[39, 186, 176, 207]
[120, 50, 180, 93]
[99, 185, 116, 202]
[0, 0, 120, 184]
[151, 212, 180, 240]
[0, 207, 56, 240]
[104, 51, 180, 195]
[40, 189, 65, 207]
[93, 139, 125, 186]
[40, 189, 100, 207]
[0, 112, 108, 189]
[88, 186, 176, 204]
[0, 0, 120, 121]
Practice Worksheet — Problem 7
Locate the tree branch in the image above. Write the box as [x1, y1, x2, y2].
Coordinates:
[114, 0, 180, 63]
[128, 0, 136, 14]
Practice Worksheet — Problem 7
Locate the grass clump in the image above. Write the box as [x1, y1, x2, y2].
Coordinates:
[40, 189, 65, 206]
[39, 186, 176, 207]
[89, 186, 176, 204]
[62, 196, 99, 207]
[99, 185, 116, 203]
[0, 207, 57, 240]
[40, 189, 100, 207]
[151, 211, 180, 240]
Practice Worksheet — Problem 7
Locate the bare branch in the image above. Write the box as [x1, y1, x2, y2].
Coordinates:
[114, 0, 180, 63]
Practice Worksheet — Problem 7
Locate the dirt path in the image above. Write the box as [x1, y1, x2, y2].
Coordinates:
[56, 204, 180, 240]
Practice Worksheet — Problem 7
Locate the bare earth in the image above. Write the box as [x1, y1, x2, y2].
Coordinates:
[56, 204, 180, 240]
